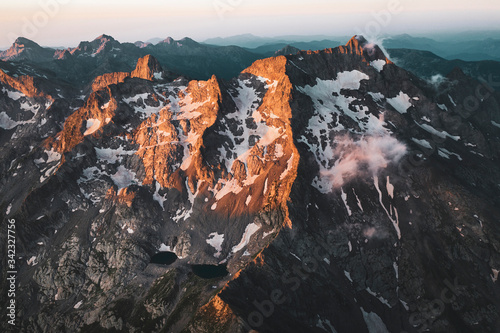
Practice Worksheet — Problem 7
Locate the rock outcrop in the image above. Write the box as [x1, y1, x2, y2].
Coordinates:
[90, 54, 168, 92]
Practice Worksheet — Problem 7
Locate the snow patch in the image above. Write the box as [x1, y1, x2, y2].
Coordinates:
[158, 243, 171, 252]
[387, 91, 412, 114]
[316, 317, 338, 333]
[370, 59, 386, 72]
[214, 179, 243, 201]
[374, 175, 401, 239]
[353, 189, 363, 211]
[274, 143, 284, 158]
[368, 92, 385, 102]
[386, 176, 394, 199]
[95, 146, 136, 163]
[279, 153, 295, 180]
[84, 118, 101, 136]
[366, 288, 392, 308]
[416, 122, 460, 141]
[27, 256, 38, 266]
[35, 149, 61, 166]
[448, 94, 457, 106]
[360, 307, 389, 333]
[39, 163, 60, 183]
[153, 182, 167, 210]
[206, 232, 224, 258]
[6, 203, 13, 215]
[340, 188, 352, 216]
[344, 270, 353, 282]
[3, 87, 24, 100]
[393, 261, 399, 280]
[0, 111, 36, 129]
[411, 138, 432, 149]
[231, 222, 261, 253]
[437, 104, 448, 111]
[111, 166, 140, 189]
[438, 148, 463, 161]
[491, 269, 499, 283]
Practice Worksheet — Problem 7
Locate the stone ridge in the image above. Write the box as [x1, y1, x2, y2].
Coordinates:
[0, 69, 53, 100]
[134, 75, 222, 190]
[131, 54, 164, 81]
[242, 55, 299, 226]
[49, 86, 117, 152]
[0, 37, 53, 62]
[91, 72, 131, 92]
[301, 35, 393, 65]
[91, 54, 165, 92]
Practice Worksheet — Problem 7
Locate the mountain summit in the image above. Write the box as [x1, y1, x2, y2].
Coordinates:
[131, 54, 164, 81]
[90, 54, 172, 92]
[342, 35, 393, 63]
[0, 34, 261, 84]
[0, 37, 54, 62]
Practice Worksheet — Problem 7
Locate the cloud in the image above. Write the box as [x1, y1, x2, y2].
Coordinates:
[427, 74, 448, 88]
[363, 225, 391, 240]
[318, 134, 407, 189]
[363, 227, 377, 238]
[363, 38, 391, 61]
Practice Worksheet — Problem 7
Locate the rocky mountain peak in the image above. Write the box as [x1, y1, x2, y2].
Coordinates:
[0, 67, 53, 99]
[134, 41, 151, 48]
[95, 34, 115, 42]
[0, 37, 53, 62]
[131, 54, 164, 81]
[179, 37, 198, 46]
[13, 37, 40, 48]
[70, 34, 119, 57]
[91, 34, 115, 49]
[53, 48, 72, 60]
[90, 55, 172, 92]
[446, 66, 468, 80]
[342, 35, 393, 64]
[161, 37, 175, 44]
[275, 45, 301, 56]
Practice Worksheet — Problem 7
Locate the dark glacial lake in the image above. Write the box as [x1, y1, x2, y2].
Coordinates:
[150, 252, 178, 265]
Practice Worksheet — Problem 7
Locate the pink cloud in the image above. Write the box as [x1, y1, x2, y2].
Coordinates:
[321, 134, 407, 189]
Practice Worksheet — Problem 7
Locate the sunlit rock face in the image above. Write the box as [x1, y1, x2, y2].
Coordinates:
[1, 36, 499, 333]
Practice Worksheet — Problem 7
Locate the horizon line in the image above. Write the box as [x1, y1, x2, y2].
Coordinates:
[2, 28, 500, 50]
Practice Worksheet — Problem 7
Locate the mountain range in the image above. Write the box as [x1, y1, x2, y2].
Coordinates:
[1, 34, 500, 332]
[202, 34, 343, 49]
[2, 33, 500, 94]
[203, 33, 500, 62]
[382, 34, 500, 62]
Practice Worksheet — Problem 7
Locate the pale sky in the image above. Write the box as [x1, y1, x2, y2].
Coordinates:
[1, 0, 499, 48]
